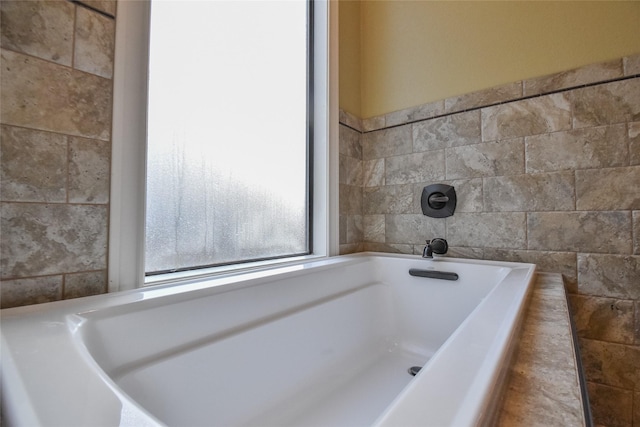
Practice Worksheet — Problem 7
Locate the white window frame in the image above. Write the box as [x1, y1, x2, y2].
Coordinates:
[108, 0, 339, 292]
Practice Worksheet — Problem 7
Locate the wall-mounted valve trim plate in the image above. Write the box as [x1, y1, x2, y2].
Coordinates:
[421, 184, 457, 218]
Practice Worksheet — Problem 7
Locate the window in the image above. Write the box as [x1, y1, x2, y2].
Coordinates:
[109, 0, 337, 290]
[145, 1, 311, 274]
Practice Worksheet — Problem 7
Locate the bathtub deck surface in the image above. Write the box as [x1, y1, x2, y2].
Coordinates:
[496, 273, 587, 426]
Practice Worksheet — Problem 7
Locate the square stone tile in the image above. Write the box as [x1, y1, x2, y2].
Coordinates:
[338, 184, 362, 215]
[385, 214, 445, 245]
[525, 124, 628, 173]
[446, 212, 526, 249]
[570, 78, 640, 128]
[483, 172, 575, 212]
[481, 93, 571, 141]
[339, 154, 362, 186]
[385, 150, 445, 185]
[74, 6, 115, 78]
[363, 214, 385, 243]
[586, 382, 633, 427]
[0, 0, 74, 66]
[363, 185, 413, 215]
[528, 212, 632, 254]
[578, 253, 640, 299]
[362, 242, 412, 254]
[344, 214, 363, 245]
[1, 203, 108, 278]
[442, 246, 483, 259]
[580, 339, 640, 390]
[1, 49, 113, 141]
[448, 178, 483, 213]
[363, 159, 384, 187]
[413, 110, 481, 152]
[1, 125, 67, 202]
[576, 166, 640, 211]
[64, 270, 107, 299]
[339, 243, 362, 255]
[68, 136, 110, 204]
[0, 275, 63, 308]
[445, 138, 524, 179]
[569, 294, 634, 344]
[362, 124, 412, 160]
[339, 124, 362, 158]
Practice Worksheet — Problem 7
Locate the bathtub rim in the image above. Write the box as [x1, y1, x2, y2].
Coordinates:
[0, 252, 530, 319]
[1, 252, 535, 427]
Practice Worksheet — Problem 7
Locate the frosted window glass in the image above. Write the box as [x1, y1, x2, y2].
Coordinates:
[145, 0, 309, 274]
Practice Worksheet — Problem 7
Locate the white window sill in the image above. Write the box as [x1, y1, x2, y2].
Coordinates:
[144, 253, 331, 288]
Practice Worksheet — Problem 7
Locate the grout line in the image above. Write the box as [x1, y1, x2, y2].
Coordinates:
[61, 274, 66, 300]
[0, 123, 110, 144]
[1, 270, 106, 284]
[479, 108, 486, 143]
[573, 170, 578, 212]
[1, 47, 114, 82]
[338, 121, 364, 134]
[65, 135, 71, 203]
[525, 212, 529, 250]
[71, 3, 77, 69]
[0, 200, 109, 207]
[632, 210, 638, 257]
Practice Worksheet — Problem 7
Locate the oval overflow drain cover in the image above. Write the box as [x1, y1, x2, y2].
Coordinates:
[408, 366, 422, 376]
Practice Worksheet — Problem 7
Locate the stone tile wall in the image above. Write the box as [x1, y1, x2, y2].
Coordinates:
[338, 110, 364, 254]
[339, 53, 640, 426]
[1, 0, 116, 308]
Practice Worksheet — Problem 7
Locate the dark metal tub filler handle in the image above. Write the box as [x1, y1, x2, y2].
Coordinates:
[409, 269, 459, 281]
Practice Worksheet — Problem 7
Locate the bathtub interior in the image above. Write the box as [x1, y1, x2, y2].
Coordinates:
[70, 254, 522, 427]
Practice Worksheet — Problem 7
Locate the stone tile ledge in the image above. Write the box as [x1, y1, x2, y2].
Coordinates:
[497, 272, 588, 426]
[75, 1, 117, 18]
[339, 51, 640, 133]
[339, 109, 363, 132]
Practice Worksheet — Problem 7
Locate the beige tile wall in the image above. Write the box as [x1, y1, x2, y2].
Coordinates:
[1, 0, 116, 308]
[339, 53, 640, 426]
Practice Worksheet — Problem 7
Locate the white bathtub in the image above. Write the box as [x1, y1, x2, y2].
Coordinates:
[1, 253, 535, 427]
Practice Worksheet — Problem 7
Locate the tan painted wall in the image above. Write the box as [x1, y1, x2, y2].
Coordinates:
[340, 0, 640, 118]
[339, 0, 362, 118]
